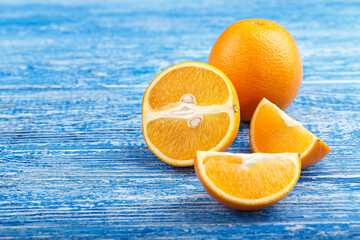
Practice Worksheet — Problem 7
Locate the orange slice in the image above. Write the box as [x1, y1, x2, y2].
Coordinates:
[250, 98, 331, 168]
[142, 62, 240, 167]
[195, 151, 301, 210]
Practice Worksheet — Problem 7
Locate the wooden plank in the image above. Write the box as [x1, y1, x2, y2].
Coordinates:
[0, 0, 360, 238]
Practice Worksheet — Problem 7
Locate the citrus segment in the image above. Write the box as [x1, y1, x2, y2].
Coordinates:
[250, 98, 331, 168]
[146, 113, 230, 160]
[195, 151, 301, 210]
[148, 66, 229, 109]
[142, 62, 240, 167]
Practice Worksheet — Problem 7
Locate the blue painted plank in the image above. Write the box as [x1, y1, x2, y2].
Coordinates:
[0, 0, 360, 239]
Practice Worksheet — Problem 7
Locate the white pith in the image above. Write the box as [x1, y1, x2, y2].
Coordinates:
[143, 100, 234, 123]
[261, 98, 301, 127]
[276, 106, 301, 127]
[196, 151, 300, 205]
[142, 62, 238, 166]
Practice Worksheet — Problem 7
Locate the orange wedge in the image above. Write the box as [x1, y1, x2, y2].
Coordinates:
[142, 62, 240, 167]
[250, 98, 331, 168]
[195, 151, 301, 210]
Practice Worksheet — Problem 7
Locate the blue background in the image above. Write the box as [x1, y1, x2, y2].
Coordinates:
[0, 0, 359, 238]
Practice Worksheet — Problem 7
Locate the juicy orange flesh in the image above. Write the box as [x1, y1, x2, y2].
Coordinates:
[253, 103, 313, 153]
[148, 66, 229, 110]
[203, 155, 296, 199]
[146, 113, 230, 160]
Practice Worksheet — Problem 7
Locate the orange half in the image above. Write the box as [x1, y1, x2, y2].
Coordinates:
[195, 151, 301, 210]
[250, 98, 331, 168]
[142, 62, 240, 166]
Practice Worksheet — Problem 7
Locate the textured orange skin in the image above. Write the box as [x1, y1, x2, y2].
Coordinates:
[299, 139, 332, 168]
[208, 19, 303, 122]
[194, 153, 301, 211]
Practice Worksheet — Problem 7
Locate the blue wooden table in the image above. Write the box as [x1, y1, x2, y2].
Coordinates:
[1, 0, 359, 239]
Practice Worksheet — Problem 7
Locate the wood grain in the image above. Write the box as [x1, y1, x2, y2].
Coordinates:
[0, 0, 360, 238]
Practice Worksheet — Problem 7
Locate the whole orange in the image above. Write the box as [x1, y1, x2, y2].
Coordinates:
[208, 19, 303, 122]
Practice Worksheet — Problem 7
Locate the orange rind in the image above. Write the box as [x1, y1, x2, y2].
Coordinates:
[142, 62, 240, 166]
[195, 151, 301, 210]
[250, 98, 331, 168]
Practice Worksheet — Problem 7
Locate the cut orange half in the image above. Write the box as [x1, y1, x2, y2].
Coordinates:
[195, 151, 301, 210]
[250, 98, 331, 168]
[142, 62, 240, 167]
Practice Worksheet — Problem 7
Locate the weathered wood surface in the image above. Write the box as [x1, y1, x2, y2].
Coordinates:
[0, 0, 360, 239]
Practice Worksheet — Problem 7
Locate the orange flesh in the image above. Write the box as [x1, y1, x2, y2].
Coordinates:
[145, 64, 237, 162]
[147, 113, 230, 160]
[148, 66, 229, 110]
[253, 102, 313, 153]
[203, 155, 297, 199]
